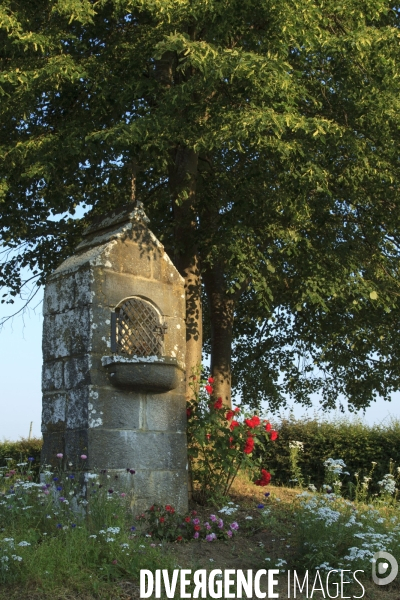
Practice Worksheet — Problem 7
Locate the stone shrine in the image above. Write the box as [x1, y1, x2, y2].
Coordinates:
[41, 204, 188, 512]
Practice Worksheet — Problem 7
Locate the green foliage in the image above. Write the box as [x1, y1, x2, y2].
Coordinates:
[1, 0, 400, 410]
[0, 437, 42, 481]
[186, 372, 275, 503]
[259, 415, 400, 494]
[0, 462, 173, 590]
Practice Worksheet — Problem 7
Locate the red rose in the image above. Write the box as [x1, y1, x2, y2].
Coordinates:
[208, 377, 214, 383]
[206, 433, 211, 440]
[234, 407, 240, 413]
[255, 469, 271, 486]
[229, 436, 235, 449]
[270, 430, 278, 441]
[230, 420, 240, 431]
[191, 510, 197, 515]
[165, 505, 172, 512]
[265, 422, 272, 432]
[213, 397, 223, 410]
[186, 408, 192, 418]
[205, 385, 213, 394]
[184, 516, 191, 523]
[245, 416, 260, 428]
[176, 536, 183, 542]
[194, 525, 201, 531]
[226, 410, 235, 421]
[159, 517, 165, 523]
[244, 437, 255, 454]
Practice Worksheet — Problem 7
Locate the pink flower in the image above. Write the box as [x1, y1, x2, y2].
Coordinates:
[218, 519, 224, 529]
[194, 532, 199, 539]
[56, 453, 63, 459]
[43, 489, 49, 495]
[230, 522, 239, 531]
[193, 518, 200, 525]
[227, 530, 233, 538]
[206, 533, 217, 542]
[120, 493, 126, 497]
[112, 559, 118, 565]
[80, 454, 87, 460]
[210, 514, 217, 522]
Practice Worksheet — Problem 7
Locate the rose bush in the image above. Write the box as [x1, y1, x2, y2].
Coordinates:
[186, 372, 278, 504]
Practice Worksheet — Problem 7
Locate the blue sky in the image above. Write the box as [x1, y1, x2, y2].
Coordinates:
[1, 285, 400, 441]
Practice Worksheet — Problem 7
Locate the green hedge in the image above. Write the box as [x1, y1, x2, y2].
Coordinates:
[0, 437, 42, 481]
[2, 420, 400, 494]
[259, 415, 400, 492]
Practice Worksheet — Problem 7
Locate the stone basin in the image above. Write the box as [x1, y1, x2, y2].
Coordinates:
[101, 355, 184, 393]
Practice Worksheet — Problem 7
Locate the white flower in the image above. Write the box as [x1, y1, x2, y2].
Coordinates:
[289, 441, 304, 450]
[89, 535, 97, 539]
[11, 555, 22, 561]
[106, 527, 120, 534]
[245, 516, 253, 520]
[18, 541, 31, 547]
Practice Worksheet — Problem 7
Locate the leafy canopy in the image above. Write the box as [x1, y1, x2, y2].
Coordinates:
[1, 0, 400, 409]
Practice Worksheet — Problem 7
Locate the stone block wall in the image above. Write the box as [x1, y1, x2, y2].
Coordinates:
[41, 207, 188, 512]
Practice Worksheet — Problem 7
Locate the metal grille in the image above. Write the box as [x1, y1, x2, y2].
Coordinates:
[111, 297, 166, 357]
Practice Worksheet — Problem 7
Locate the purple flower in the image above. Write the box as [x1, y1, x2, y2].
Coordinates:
[230, 522, 239, 531]
[226, 530, 233, 538]
[264, 492, 270, 498]
[206, 533, 217, 542]
[257, 503, 264, 509]
[59, 497, 65, 502]
[130, 526, 136, 532]
[193, 518, 200, 525]
[210, 514, 217, 522]
[194, 532, 199, 539]
[71, 523, 76, 528]
[56, 524, 62, 529]
[28, 457, 34, 462]
[204, 522, 211, 531]
[218, 519, 224, 529]
[69, 475, 75, 479]
[129, 469, 135, 475]
[53, 477, 59, 482]
[56, 453, 63, 459]
[56, 486, 62, 491]
[108, 489, 114, 494]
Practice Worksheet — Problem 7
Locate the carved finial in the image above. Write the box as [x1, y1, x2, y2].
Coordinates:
[131, 200, 150, 224]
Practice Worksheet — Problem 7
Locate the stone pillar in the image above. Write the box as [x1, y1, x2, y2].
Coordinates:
[41, 205, 188, 512]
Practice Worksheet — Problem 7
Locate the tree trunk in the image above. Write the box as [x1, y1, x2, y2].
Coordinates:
[169, 146, 202, 400]
[203, 262, 235, 408]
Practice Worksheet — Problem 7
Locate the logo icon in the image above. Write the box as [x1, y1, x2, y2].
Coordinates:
[372, 551, 398, 586]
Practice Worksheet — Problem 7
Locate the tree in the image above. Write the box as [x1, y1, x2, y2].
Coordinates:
[1, 0, 400, 409]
